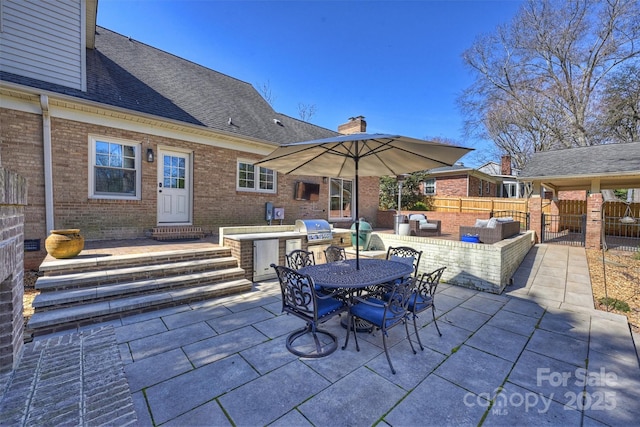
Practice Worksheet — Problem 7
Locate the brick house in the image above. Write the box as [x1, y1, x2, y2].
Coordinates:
[422, 162, 499, 198]
[422, 154, 528, 198]
[0, 0, 380, 269]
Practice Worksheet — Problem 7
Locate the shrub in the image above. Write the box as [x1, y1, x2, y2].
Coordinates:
[598, 297, 630, 312]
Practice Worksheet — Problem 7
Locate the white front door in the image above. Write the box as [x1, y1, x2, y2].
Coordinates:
[157, 149, 191, 224]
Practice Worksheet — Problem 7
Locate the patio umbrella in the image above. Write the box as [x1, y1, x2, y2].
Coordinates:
[255, 133, 473, 269]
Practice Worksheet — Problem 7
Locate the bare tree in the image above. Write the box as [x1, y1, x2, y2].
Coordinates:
[257, 80, 276, 107]
[460, 0, 640, 161]
[600, 64, 640, 143]
[297, 103, 317, 122]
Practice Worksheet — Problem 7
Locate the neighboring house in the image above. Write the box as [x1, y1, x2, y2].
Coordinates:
[0, 0, 379, 268]
[423, 162, 499, 198]
[423, 154, 528, 198]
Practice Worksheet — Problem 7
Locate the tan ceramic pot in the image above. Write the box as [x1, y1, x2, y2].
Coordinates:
[45, 229, 85, 259]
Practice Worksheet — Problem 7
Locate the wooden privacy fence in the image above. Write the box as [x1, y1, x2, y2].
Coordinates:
[432, 197, 531, 214]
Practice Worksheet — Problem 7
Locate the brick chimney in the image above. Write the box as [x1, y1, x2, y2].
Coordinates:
[501, 155, 512, 176]
[338, 116, 367, 135]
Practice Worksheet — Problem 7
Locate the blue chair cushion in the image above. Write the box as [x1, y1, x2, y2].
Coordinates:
[317, 297, 345, 317]
[351, 298, 401, 329]
[407, 293, 433, 312]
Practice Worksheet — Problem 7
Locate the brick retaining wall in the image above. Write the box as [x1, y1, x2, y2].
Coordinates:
[374, 231, 535, 294]
[0, 168, 28, 377]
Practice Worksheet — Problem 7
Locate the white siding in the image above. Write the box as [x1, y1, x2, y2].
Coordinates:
[0, 0, 85, 90]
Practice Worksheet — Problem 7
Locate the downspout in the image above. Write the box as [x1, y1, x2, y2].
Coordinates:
[40, 94, 54, 233]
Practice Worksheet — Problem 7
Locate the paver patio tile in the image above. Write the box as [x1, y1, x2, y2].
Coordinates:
[128, 321, 216, 361]
[162, 400, 231, 427]
[527, 329, 588, 367]
[531, 275, 567, 289]
[239, 335, 298, 375]
[161, 303, 232, 330]
[465, 324, 529, 362]
[432, 293, 468, 315]
[440, 285, 478, 300]
[114, 318, 167, 343]
[183, 325, 268, 367]
[269, 410, 313, 426]
[145, 353, 258, 425]
[220, 360, 330, 426]
[124, 348, 192, 392]
[486, 309, 539, 336]
[385, 373, 486, 426]
[120, 304, 191, 325]
[251, 311, 307, 339]
[418, 322, 473, 356]
[362, 338, 447, 389]
[298, 367, 405, 427]
[482, 382, 582, 426]
[503, 298, 545, 319]
[440, 306, 492, 332]
[130, 391, 153, 427]
[538, 308, 591, 341]
[206, 306, 275, 334]
[527, 286, 565, 303]
[460, 294, 507, 316]
[506, 350, 585, 406]
[434, 345, 513, 396]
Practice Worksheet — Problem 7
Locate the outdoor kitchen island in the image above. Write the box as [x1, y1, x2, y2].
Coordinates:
[220, 221, 351, 282]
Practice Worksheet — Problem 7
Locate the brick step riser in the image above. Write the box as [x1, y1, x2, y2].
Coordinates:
[36, 259, 239, 291]
[33, 269, 247, 311]
[41, 249, 230, 277]
[26, 281, 252, 338]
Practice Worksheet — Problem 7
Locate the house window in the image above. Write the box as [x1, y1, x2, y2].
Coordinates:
[329, 178, 353, 220]
[479, 180, 483, 196]
[237, 160, 276, 193]
[89, 136, 141, 199]
[423, 178, 436, 195]
[486, 181, 490, 195]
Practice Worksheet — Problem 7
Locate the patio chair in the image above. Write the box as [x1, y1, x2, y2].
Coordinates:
[408, 213, 441, 237]
[408, 267, 446, 350]
[386, 246, 422, 278]
[271, 264, 347, 358]
[324, 245, 347, 263]
[343, 276, 417, 374]
[286, 249, 315, 270]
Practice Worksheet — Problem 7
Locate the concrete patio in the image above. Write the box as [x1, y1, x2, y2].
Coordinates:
[2, 244, 639, 426]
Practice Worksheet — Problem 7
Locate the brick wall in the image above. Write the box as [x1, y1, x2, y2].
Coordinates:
[0, 168, 28, 376]
[435, 175, 469, 197]
[376, 231, 535, 293]
[1, 108, 381, 267]
[377, 210, 491, 235]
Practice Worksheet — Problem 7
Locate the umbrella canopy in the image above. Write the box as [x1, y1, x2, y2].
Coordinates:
[255, 133, 472, 178]
[255, 133, 473, 268]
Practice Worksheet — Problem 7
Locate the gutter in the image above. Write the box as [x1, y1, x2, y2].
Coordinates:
[40, 94, 54, 233]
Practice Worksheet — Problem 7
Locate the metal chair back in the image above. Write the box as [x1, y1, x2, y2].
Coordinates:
[386, 246, 423, 277]
[286, 249, 315, 270]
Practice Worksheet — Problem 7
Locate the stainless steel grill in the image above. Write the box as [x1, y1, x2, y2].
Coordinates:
[294, 219, 333, 242]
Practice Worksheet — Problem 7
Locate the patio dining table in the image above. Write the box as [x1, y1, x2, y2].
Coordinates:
[299, 258, 414, 289]
[300, 258, 414, 332]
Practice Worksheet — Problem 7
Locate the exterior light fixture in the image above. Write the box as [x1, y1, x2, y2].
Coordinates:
[146, 148, 154, 163]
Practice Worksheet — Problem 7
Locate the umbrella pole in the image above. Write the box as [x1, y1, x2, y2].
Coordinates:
[355, 151, 360, 270]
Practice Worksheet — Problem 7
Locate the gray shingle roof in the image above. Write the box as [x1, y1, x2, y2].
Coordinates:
[1, 26, 337, 145]
[519, 142, 640, 179]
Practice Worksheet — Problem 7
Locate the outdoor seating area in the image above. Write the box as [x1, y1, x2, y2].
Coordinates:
[273, 245, 443, 374]
[459, 217, 521, 244]
[408, 213, 442, 236]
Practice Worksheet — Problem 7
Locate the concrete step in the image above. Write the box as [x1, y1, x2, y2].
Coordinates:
[27, 279, 253, 335]
[32, 267, 246, 309]
[39, 246, 230, 276]
[35, 257, 239, 291]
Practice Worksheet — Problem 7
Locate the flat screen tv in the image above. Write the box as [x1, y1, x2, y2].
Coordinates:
[294, 181, 320, 201]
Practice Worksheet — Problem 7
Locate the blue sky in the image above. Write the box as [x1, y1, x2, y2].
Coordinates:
[97, 0, 523, 167]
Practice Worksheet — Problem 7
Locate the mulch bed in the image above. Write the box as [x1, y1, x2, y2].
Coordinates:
[586, 249, 640, 333]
